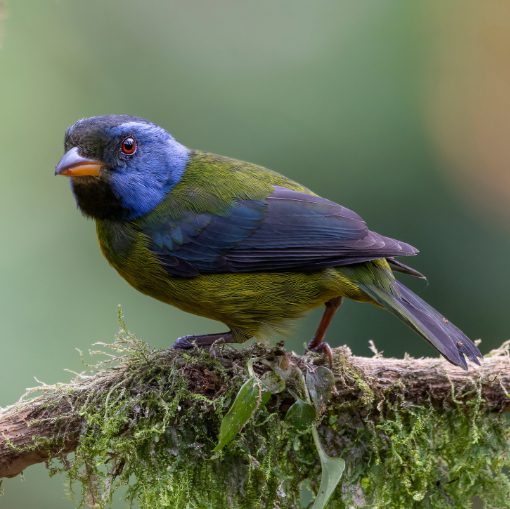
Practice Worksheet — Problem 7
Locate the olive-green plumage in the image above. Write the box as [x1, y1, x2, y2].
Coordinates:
[56, 115, 482, 368]
[97, 152, 373, 339]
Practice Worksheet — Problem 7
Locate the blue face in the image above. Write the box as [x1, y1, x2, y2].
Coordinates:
[60, 115, 190, 220]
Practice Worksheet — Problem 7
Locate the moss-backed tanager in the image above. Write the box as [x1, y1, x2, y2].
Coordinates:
[55, 115, 481, 369]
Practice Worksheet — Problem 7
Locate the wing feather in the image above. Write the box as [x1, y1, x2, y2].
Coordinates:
[145, 186, 417, 277]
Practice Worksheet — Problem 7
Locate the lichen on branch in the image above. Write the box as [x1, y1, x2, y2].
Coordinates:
[0, 318, 509, 508]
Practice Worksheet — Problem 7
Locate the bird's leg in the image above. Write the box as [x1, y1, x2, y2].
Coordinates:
[307, 296, 343, 366]
[173, 331, 238, 350]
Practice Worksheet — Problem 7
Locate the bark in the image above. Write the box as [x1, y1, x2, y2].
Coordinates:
[1, 345, 509, 479]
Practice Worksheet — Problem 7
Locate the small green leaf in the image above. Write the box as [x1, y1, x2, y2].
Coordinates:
[213, 377, 260, 452]
[306, 366, 335, 413]
[285, 399, 316, 430]
[260, 390, 272, 406]
[259, 370, 286, 394]
[299, 479, 315, 508]
[311, 427, 345, 509]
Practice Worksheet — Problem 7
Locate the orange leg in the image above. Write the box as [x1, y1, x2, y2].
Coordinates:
[307, 297, 343, 366]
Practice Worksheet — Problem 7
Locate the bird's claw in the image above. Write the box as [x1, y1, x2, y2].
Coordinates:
[173, 332, 232, 350]
[173, 335, 196, 350]
[307, 340, 333, 368]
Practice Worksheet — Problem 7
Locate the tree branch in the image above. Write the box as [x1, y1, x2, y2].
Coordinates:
[1, 343, 509, 480]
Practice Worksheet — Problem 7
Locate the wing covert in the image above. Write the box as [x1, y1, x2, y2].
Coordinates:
[145, 186, 417, 277]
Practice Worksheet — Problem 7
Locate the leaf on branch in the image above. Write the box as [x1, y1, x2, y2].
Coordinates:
[259, 370, 286, 394]
[297, 364, 344, 508]
[311, 426, 346, 509]
[213, 376, 261, 452]
[285, 399, 316, 430]
[306, 366, 335, 414]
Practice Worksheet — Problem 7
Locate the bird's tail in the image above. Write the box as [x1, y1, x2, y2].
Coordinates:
[356, 276, 482, 369]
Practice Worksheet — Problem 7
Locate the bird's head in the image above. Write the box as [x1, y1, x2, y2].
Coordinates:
[55, 115, 190, 220]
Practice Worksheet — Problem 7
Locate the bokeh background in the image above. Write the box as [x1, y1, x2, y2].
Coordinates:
[1, 1, 509, 507]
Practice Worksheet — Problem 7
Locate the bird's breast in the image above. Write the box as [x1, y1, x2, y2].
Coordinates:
[95, 219, 177, 301]
[96, 220, 137, 265]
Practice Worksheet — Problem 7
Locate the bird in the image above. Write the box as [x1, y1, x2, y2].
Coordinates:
[55, 114, 482, 369]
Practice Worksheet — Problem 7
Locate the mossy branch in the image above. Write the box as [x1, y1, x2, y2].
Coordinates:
[0, 332, 509, 507]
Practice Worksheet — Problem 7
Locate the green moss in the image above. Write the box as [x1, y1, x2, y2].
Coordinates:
[43, 324, 315, 508]
[24, 320, 510, 508]
[333, 401, 510, 508]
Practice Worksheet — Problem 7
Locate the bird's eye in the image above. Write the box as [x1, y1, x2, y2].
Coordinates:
[120, 137, 137, 156]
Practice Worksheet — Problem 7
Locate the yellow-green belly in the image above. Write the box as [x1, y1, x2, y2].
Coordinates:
[98, 223, 372, 339]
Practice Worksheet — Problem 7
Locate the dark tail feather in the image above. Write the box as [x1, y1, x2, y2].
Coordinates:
[388, 258, 427, 280]
[359, 279, 482, 369]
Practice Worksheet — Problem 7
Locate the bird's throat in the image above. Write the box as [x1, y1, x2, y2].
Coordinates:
[71, 176, 131, 221]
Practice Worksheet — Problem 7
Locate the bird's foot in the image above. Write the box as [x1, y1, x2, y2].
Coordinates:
[173, 335, 199, 350]
[307, 340, 333, 368]
[173, 332, 234, 350]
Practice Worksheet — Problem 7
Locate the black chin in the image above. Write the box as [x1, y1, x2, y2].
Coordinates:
[71, 176, 131, 221]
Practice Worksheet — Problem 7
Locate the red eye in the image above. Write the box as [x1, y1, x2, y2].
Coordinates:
[121, 137, 137, 155]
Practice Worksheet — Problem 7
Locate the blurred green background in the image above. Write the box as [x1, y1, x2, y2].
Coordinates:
[1, 1, 509, 507]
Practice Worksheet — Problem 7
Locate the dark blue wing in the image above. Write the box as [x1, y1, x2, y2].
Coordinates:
[144, 186, 417, 277]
